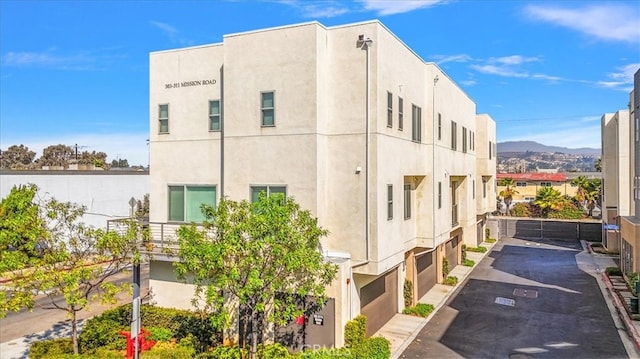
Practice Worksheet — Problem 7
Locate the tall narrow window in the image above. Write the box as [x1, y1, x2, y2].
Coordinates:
[437, 113, 442, 140]
[462, 127, 468, 153]
[489, 141, 493, 159]
[261, 91, 275, 126]
[159, 104, 169, 133]
[168, 185, 217, 222]
[398, 97, 404, 131]
[471, 131, 475, 150]
[636, 118, 639, 142]
[412, 104, 422, 142]
[438, 182, 442, 209]
[387, 92, 393, 128]
[387, 184, 393, 220]
[209, 100, 221, 131]
[472, 179, 475, 199]
[451, 121, 457, 150]
[404, 183, 411, 219]
[483, 180, 487, 198]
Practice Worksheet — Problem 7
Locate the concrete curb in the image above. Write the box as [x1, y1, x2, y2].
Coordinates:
[601, 271, 640, 354]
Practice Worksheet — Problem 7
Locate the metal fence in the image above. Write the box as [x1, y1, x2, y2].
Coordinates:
[492, 218, 602, 241]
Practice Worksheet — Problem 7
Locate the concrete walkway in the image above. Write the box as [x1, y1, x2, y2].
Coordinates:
[374, 239, 640, 359]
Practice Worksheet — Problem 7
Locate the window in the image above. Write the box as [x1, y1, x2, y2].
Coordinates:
[451, 121, 457, 150]
[525, 196, 535, 202]
[159, 104, 169, 133]
[387, 92, 393, 128]
[398, 97, 404, 131]
[168, 185, 216, 222]
[412, 105, 422, 142]
[251, 185, 287, 202]
[261, 91, 275, 126]
[635, 176, 640, 200]
[437, 113, 442, 140]
[483, 180, 486, 198]
[516, 182, 527, 187]
[462, 127, 468, 153]
[404, 183, 411, 219]
[209, 100, 221, 131]
[489, 141, 493, 159]
[471, 131, 475, 150]
[472, 179, 475, 199]
[636, 117, 639, 143]
[387, 184, 393, 220]
[438, 182, 442, 209]
[540, 182, 552, 187]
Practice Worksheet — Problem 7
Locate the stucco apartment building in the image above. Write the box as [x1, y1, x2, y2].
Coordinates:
[147, 20, 496, 346]
[603, 69, 640, 272]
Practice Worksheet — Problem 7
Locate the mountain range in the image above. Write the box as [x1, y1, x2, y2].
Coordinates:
[497, 141, 601, 156]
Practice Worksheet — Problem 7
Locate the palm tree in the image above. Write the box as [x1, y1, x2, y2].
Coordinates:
[584, 179, 602, 217]
[534, 187, 564, 217]
[571, 175, 589, 210]
[498, 178, 518, 216]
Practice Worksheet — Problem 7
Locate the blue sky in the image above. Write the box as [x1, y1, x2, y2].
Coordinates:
[1, 0, 638, 166]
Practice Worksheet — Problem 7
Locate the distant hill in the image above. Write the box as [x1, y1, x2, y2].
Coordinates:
[497, 141, 601, 156]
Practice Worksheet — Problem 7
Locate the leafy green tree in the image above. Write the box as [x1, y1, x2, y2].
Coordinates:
[174, 193, 338, 359]
[571, 176, 589, 209]
[36, 144, 75, 168]
[0, 184, 47, 272]
[0, 186, 142, 354]
[595, 157, 602, 172]
[0, 144, 36, 169]
[498, 177, 518, 216]
[584, 178, 601, 217]
[78, 150, 108, 168]
[534, 187, 565, 217]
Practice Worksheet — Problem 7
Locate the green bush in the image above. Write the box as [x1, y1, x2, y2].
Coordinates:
[344, 315, 367, 348]
[463, 259, 475, 267]
[466, 246, 487, 253]
[402, 303, 434, 317]
[606, 267, 623, 276]
[79, 318, 127, 352]
[148, 326, 173, 342]
[443, 276, 458, 286]
[485, 237, 496, 244]
[403, 279, 413, 307]
[461, 244, 467, 262]
[141, 341, 195, 359]
[355, 336, 390, 359]
[547, 202, 585, 219]
[297, 348, 351, 358]
[197, 345, 245, 358]
[442, 258, 450, 277]
[29, 338, 74, 358]
[510, 202, 531, 217]
[258, 343, 291, 358]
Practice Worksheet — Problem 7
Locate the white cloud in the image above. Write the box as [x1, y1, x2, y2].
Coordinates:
[150, 21, 193, 46]
[358, 0, 448, 15]
[2, 132, 150, 167]
[470, 64, 529, 78]
[493, 55, 539, 65]
[2, 49, 123, 71]
[431, 54, 472, 64]
[524, 3, 640, 43]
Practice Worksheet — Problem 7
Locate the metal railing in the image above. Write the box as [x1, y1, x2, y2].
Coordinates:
[106, 219, 187, 259]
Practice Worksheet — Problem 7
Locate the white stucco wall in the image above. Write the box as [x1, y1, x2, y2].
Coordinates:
[0, 171, 148, 229]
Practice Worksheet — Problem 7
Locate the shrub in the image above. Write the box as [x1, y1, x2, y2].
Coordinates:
[197, 345, 245, 358]
[298, 348, 351, 358]
[344, 315, 367, 348]
[79, 318, 127, 352]
[141, 341, 195, 359]
[259, 343, 291, 358]
[463, 259, 475, 267]
[547, 202, 585, 219]
[510, 202, 531, 217]
[605, 267, 623, 276]
[443, 276, 458, 286]
[442, 258, 450, 277]
[402, 303, 434, 317]
[148, 327, 173, 342]
[461, 244, 467, 262]
[466, 246, 487, 253]
[485, 237, 496, 244]
[403, 279, 413, 307]
[356, 336, 390, 359]
[29, 338, 74, 358]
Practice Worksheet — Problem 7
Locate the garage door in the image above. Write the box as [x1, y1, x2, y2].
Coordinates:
[360, 268, 398, 337]
[416, 251, 437, 298]
[446, 236, 460, 268]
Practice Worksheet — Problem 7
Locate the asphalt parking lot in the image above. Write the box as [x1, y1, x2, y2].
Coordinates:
[401, 236, 630, 359]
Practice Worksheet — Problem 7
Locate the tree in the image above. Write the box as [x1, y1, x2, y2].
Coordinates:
[0, 186, 141, 354]
[78, 150, 108, 168]
[135, 194, 150, 221]
[0, 184, 47, 273]
[595, 157, 602, 172]
[111, 158, 130, 168]
[571, 176, 589, 209]
[571, 176, 601, 217]
[498, 177, 518, 216]
[0, 144, 36, 169]
[174, 193, 338, 359]
[36, 144, 75, 168]
[534, 187, 565, 217]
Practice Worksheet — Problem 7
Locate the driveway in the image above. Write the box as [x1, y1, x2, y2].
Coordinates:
[400, 236, 630, 359]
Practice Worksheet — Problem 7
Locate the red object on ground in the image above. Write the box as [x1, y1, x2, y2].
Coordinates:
[119, 328, 157, 359]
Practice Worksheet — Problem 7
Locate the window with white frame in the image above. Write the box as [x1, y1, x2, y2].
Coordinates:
[404, 183, 411, 219]
[159, 104, 169, 133]
[387, 184, 393, 220]
[516, 182, 527, 187]
[540, 182, 552, 187]
[451, 121, 457, 150]
[462, 127, 467, 153]
[489, 141, 493, 159]
[438, 181, 442, 208]
[261, 91, 275, 126]
[168, 185, 216, 222]
[412, 105, 422, 142]
[437, 113, 442, 140]
[209, 100, 221, 131]
[398, 97, 404, 131]
[387, 91, 393, 128]
[472, 179, 475, 199]
[251, 185, 287, 202]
